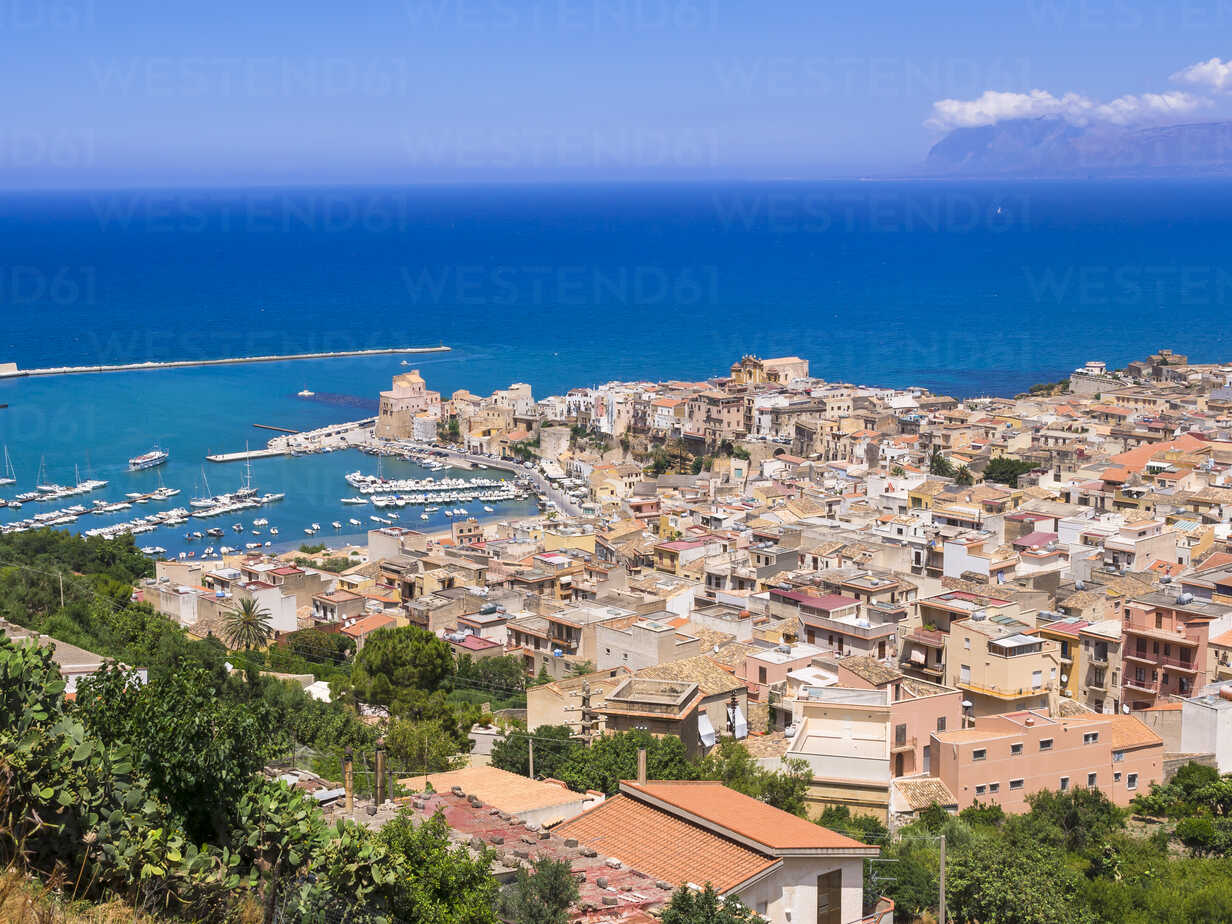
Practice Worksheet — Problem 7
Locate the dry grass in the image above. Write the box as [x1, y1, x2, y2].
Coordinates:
[0, 866, 151, 924]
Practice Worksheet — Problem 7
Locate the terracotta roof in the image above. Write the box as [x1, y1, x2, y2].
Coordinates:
[637, 655, 745, 696]
[1097, 715, 1165, 750]
[553, 792, 777, 892]
[402, 766, 588, 816]
[621, 781, 871, 852]
[840, 655, 902, 687]
[893, 777, 958, 811]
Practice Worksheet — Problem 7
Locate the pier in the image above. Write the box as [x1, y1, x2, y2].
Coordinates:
[254, 424, 300, 434]
[0, 345, 451, 379]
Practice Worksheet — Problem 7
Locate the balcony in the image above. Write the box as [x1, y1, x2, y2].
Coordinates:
[1125, 651, 1199, 673]
[906, 628, 946, 648]
[958, 680, 1051, 701]
[1123, 677, 1160, 694]
[1123, 623, 1200, 645]
[891, 735, 917, 754]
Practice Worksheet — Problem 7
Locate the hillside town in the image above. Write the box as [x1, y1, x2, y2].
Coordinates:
[15, 347, 1232, 923]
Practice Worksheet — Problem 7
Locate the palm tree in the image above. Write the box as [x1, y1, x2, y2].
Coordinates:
[222, 597, 272, 651]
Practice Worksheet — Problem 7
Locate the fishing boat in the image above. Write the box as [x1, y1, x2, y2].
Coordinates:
[128, 446, 169, 471]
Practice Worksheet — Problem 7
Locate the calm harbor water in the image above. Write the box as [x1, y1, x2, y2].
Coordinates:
[0, 354, 539, 558]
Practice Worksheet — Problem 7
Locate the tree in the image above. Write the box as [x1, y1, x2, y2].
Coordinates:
[222, 597, 273, 651]
[947, 836, 1095, 924]
[928, 449, 954, 477]
[75, 664, 269, 843]
[1021, 787, 1123, 852]
[286, 627, 355, 665]
[982, 457, 1038, 486]
[350, 626, 455, 709]
[456, 653, 527, 694]
[490, 725, 583, 780]
[954, 465, 974, 486]
[386, 718, 469, 778]
[695, 739, 811, 816]
[816, 804, 888, 844]
[500, 857, 579, 924]
[660, 884, 766, 924]
[557, 730, 694, 795]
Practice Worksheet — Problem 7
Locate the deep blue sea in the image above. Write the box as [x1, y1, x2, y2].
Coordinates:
[1, 180, 1230, 555]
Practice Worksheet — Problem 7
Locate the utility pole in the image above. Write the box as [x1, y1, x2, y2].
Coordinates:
[59, 572, 64, 608]
[343, 747, 354, 814]
[374, 738, 386, 806]
[528, 735, 535, 779]
[938, 834, 946, 924]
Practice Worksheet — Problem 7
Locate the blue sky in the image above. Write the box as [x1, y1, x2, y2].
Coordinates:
[3, 0, 1230, 186]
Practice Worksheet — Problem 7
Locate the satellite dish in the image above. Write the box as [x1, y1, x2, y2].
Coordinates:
[961, 700, 973, 709]
[1122, 704, 1130, 714]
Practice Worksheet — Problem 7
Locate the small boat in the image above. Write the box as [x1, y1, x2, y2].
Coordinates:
[311, 522, 321, 531]
[232, 523, 244, 532]
[483, 505, 494, 512]
[340, 496, 367, 504]
[349, 517, 361, 526]
[269, 527, 279, 535]
[420, 513, 429, 520]
[0, 446, 16, 487]
[304, 527, 316, 535]
[297, 388, 315, 397]
[387, 512, 399, 520]
[331, 521, 342, 529]
[444, 510, 453, 517]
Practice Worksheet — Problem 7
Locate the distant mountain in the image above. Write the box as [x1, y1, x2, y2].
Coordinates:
[924, 117, 1232, 177]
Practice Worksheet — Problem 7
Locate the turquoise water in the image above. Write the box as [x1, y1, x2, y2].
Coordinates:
[0, 353, 539, 557]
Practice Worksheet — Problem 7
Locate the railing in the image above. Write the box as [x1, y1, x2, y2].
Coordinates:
[1126, 651, 1199, 672]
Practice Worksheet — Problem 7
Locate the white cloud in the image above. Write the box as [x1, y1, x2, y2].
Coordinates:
[1171, 57, 1232, 92]
[927, 88, 1206, 130]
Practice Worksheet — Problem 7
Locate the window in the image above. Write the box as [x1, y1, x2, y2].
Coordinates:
[964, 636, 971, 650]
[937, 717, 947, 732]
[1083, 732, 1099, 745]
[989, 782, 1000, 793]
[1040, 738, 1053, 751]
[1088, 773, 1097, 787]
[1128, 773, 1139, 790]
[960, 664, 971, 684]
[758, 666, 767, 684]
[1112, 750, 1124, 763]
[975, 784, 986, 795]
[1114, 772, 1122, 783]
[1060, 776, 1070, 791]
[1010, 779, 1024, 790]
[1032, 670, 1043, 690]
[1011, 743, 1023, 755]
[973, 748, 987, 761]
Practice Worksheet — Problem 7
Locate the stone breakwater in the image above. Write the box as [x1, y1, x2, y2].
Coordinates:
[0, 345, 451, 379]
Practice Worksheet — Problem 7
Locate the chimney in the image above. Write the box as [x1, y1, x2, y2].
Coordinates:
[375, 738, 386, 805]
[344, 746, 354, 813]
[636, 747, 647, 785]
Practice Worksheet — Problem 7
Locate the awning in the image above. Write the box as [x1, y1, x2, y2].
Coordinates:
[698, 712, 717, 748]
[910, 649, 926, 664]
[728, 704, 748, 740]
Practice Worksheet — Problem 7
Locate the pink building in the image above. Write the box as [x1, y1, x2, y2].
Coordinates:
[931, 710, 1163, 812]
[1122, 591, 1232, 710]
